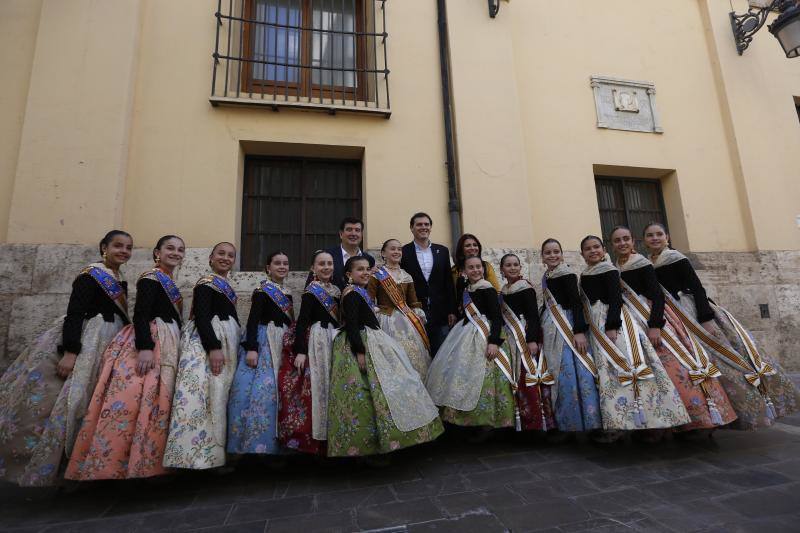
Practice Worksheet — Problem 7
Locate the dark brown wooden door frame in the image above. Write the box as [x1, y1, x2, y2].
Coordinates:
[241, 155, 363, 270]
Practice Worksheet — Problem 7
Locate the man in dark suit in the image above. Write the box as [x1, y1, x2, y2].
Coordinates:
[325, 216, 375, 289]
[400, 212, 456, 355]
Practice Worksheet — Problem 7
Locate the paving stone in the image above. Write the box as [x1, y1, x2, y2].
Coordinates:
[492, 497, 590, 530]
[714, 484, 799, 518]
[763, 459, 800, 480]
[265, 510, 355, 532]
[579, 465, 666, 491]
[166, 505, 232, 531]
[226, 496, 314, 525]
[314, 486, 396, 513]
[643, 475, 731, 503]
[355, 498, 444, 531]
[435, 486, 524, 516]
[641, 458, 723, 481]
[464, 466, 537, 489]
[574, 488, 657, 516]
[477, 451, 542, 470]
[406, 511, 507, 532]
[699, 516, 800, 533]
[103, 491, 197, 517]
[708, 468, 793, 491]
[511, 476, 600, 499]
[190, 519, 267, 532]
[639, 500, 732, 532]
[557, 515, 644, 532]
[392, 476, 469, 500]
[527, 458, 607, 479]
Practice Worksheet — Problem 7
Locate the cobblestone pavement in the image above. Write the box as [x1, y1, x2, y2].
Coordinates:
[3, 397, 800, 532]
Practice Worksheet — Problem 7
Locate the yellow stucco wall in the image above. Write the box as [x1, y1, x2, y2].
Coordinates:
[2, 0, 798, 252]
[120, 0, 450, 251]
[0, 0, 43, 242]
[6, 0, 142, 245]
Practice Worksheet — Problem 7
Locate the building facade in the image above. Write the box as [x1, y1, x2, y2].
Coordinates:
[1, 0, 799, 370]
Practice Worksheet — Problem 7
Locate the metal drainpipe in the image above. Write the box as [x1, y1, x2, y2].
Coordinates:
[436, 0, 463, 250]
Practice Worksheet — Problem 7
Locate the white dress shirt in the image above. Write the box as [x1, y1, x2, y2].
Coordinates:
[414, 240, 434, 282]
[341, 246, 363, 265]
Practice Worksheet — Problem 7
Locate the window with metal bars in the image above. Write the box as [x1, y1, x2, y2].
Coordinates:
[212, 0, 390, 115]
[595, 176, 668, 254]
[241, 156, 362, 270]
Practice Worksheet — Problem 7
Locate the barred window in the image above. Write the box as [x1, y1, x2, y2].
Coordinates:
[595, 177, 667, 254]
[241, 156, 362, 270]
[212, 0, 390, 114]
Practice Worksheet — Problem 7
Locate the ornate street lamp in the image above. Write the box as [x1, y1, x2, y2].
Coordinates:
[730, 0, 800, 57]
[488, 0, 500, 18]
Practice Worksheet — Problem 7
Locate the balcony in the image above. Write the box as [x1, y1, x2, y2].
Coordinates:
[210, 0, 391, 117]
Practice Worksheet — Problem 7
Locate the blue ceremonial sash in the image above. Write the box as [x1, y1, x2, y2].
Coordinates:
[307, 282, 339, 323]
[351, 285, 376, 310]
[260, 280, 294, 320]
[199, 274, 237, 305]
[85, 266, 125, 301]
[140, 268, 183, 316]
[83, 265, 128, 319]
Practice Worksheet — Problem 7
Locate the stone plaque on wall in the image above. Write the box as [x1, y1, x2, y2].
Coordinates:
[590, 76, 663, 134]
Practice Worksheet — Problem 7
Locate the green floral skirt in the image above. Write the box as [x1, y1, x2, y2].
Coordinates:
[327, 333, 443, 457]
[441, 363, 515, 428]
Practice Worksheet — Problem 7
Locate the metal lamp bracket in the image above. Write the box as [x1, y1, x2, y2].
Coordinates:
[730, 0, 785, 54]
[488, 0, 509, 19]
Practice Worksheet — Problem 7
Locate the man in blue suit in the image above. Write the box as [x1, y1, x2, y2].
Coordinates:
[400, 212, 456, 355]
[325, 216, 376, 290]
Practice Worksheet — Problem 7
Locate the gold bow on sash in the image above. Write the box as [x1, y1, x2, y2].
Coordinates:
[665, 291, 777, 417]
[621, 281, 725, 425]
[500, 300, 552, 430]
[464, 297, 515, 388]
[581, 291, 653, 427]
[543, 289, 598, 378]
[500, 301, 554, 387]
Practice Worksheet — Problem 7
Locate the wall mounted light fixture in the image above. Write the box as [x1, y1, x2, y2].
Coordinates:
[488, 0, 500, 18]
[730, 0, 800, 57]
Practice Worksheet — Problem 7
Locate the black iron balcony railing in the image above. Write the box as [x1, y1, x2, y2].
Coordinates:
[211, 0, 390, 117]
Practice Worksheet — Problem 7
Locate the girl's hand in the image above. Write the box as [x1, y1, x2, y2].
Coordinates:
[245, 350, 258, 368]
[574, 333, 589, 355]
[209, 349, 225, 375]
[647, 328, 662, 348]
[136, 350, 156, 377]
[294, 353, 307, 372]
[527, 342, 540, 356]
[357, 353, 367, 373]
[486, 343, 499, 360]
[56, 352, 78, 379]
[606, 330, 618, 343]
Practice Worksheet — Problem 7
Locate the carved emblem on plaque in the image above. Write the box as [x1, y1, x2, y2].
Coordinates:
[613, 89, 640, 113]
[590, 76, 662, 133]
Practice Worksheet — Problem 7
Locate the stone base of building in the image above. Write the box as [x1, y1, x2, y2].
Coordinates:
[0, 244, 797, 372]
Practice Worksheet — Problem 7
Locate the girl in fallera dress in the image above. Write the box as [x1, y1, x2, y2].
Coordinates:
[163, 242, 241, 470]
[610, 227, 736, 434]
[368, 239, 431, 378]
[539, 239, 602, 435]
[452, 234, 501, 318]
[279, 251, 339, 455]
[0, 230, 132, 486]
[66, 235, 185, 480]
[227, 252, 292, 456]
[578, 236, 689, 438]
[327, 256, 443, 457]
[497, 254, 555, 432]
[643, 222, 799, 430]
[427, 256, 516, 431]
